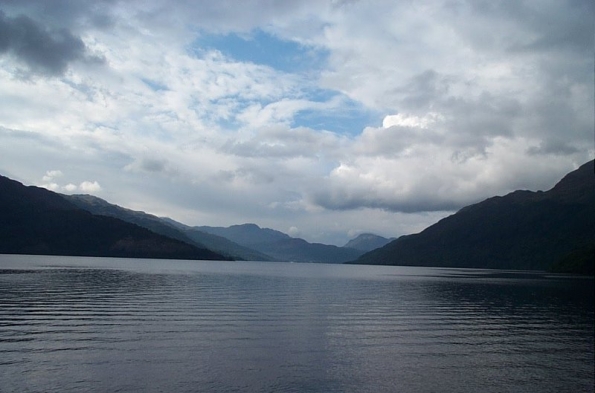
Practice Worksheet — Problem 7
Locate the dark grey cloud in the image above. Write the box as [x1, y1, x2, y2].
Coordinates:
[527, 140, 580, 156]
[139, 158, 167, 173]
[310, 185, 464, 214]
[124, 156, 180, 178]
[0, 0, 116, 30]
[459, 0, 594, 55]
[393, 70, 452, 112]
[356, 125, 446, 158]
[384, 0, 594, 155]
[0, 11, 103, 76]
[393, 70, 522, 150]
[390, 63, 590, 161]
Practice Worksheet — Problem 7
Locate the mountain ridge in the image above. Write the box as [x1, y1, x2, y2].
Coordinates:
[344, 233, 394, 252]
[352, 160, 594, 274]
[197, 223, 365, 263]
[2, 159, 591, 271]
[0, 175, 226, 260]
[60, 196, 365, 263]
[63, 194, 273, 261]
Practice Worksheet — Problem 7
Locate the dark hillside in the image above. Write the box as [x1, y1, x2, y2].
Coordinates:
[0, 175, 225, 260]
[353, 160, 595, 272]
[63, 194, 271, 261]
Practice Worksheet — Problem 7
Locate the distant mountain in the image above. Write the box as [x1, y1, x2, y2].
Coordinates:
[344, 233, 394, 252]
[353, 160, 595, 274]
[53, 194, 364, 263]
[0, 175, 226, 260]
[63, 194, 273, 262]
[198, 223, 364, 263]
[180, 227, 275, 262]
[255, 237, 364, 263]
[63, 194, 198, 245]
[197, 223, 291, 246]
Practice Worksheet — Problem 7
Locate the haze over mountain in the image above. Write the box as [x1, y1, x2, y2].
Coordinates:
[0, 175, 225, 260]
[1, 160, 592, 271]
[353, 160, 595, 274]
[62, 195, 367, 263]
[64, 194, 273, 262]
[197, 224, 364, 263]
[198, 224, 290, 248]
[343, 234, 394, 252]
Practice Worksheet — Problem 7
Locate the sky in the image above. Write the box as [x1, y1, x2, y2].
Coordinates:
[0, 0, 593, 246]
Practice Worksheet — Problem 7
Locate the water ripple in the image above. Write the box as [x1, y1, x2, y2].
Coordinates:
[0, 255, 593, 393]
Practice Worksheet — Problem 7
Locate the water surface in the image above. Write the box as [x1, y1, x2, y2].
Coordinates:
[1, 255, 593, 392]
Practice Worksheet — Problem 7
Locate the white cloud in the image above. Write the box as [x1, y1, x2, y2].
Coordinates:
[288, 226, 301, 238]
[40, 182, 60, 192]
[36, 169, 102, 194]
[42, 170, 63, 182]
[382, 113, 442, 129]
[79, 181, 102, 193]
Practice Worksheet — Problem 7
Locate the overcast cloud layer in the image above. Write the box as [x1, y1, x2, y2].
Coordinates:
[0, 0, 593, 245]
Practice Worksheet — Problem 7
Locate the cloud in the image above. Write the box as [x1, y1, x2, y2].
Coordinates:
[124, 156, 179, 177]
[382, 113, 441, 129]
[42, 169, 63, 182]
[40, 182, 60, 191]
[223, 125, 344, 159]
[79, 180, 101, 192]
[37, 169, 101, 194]
[527, 140, 580, 156]
[0, 11, 104, 76]
[288, 226, 301, 237]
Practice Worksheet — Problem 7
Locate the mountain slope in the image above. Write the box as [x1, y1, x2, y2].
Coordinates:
[353, 160, 595, 271]
[344, 233, 394, 252]
[63, 194, 199, 245]
[0, 175, 226, 260]
[180, 227, 275, 261]
[198, 223, 364, 263]
[197, 223, 291, 247]
[254, 238, 364, 263]
[64, 194, 273, 261]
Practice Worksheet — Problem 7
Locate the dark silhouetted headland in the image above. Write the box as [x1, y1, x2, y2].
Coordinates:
[352, 160, 594, 274]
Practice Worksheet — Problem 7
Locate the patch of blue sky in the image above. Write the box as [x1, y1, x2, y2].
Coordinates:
[191, 29, 329, 73]
[212, 112, 243, 132]
[141, 78, 168, 91]
[292, 93, 381, 135]
[205, 96, 264, 131]
[301, 87, 337, 103]
[205, 88, 380, 135]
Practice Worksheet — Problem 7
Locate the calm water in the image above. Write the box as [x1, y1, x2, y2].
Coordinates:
[0, 255, 593, 393]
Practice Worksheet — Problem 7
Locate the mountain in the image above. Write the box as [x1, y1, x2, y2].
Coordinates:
[253, 237, 364, 263]
[548, 244, 594, 275]
[63, 194, 198, 245]
[0, 175, 226, 260]
[64, 194, 273, 261]
[198, 223, 365, 263]
[353, 160, 595, 273]
[180, 227, 275, 261]
[197, 223, 291, 246]
[344, 233, 394, 252]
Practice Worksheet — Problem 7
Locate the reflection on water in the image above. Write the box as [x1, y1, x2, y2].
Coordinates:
[0, 255, 593, 393]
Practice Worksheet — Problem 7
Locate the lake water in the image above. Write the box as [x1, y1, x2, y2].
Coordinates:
[0, 255, 593, 393]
